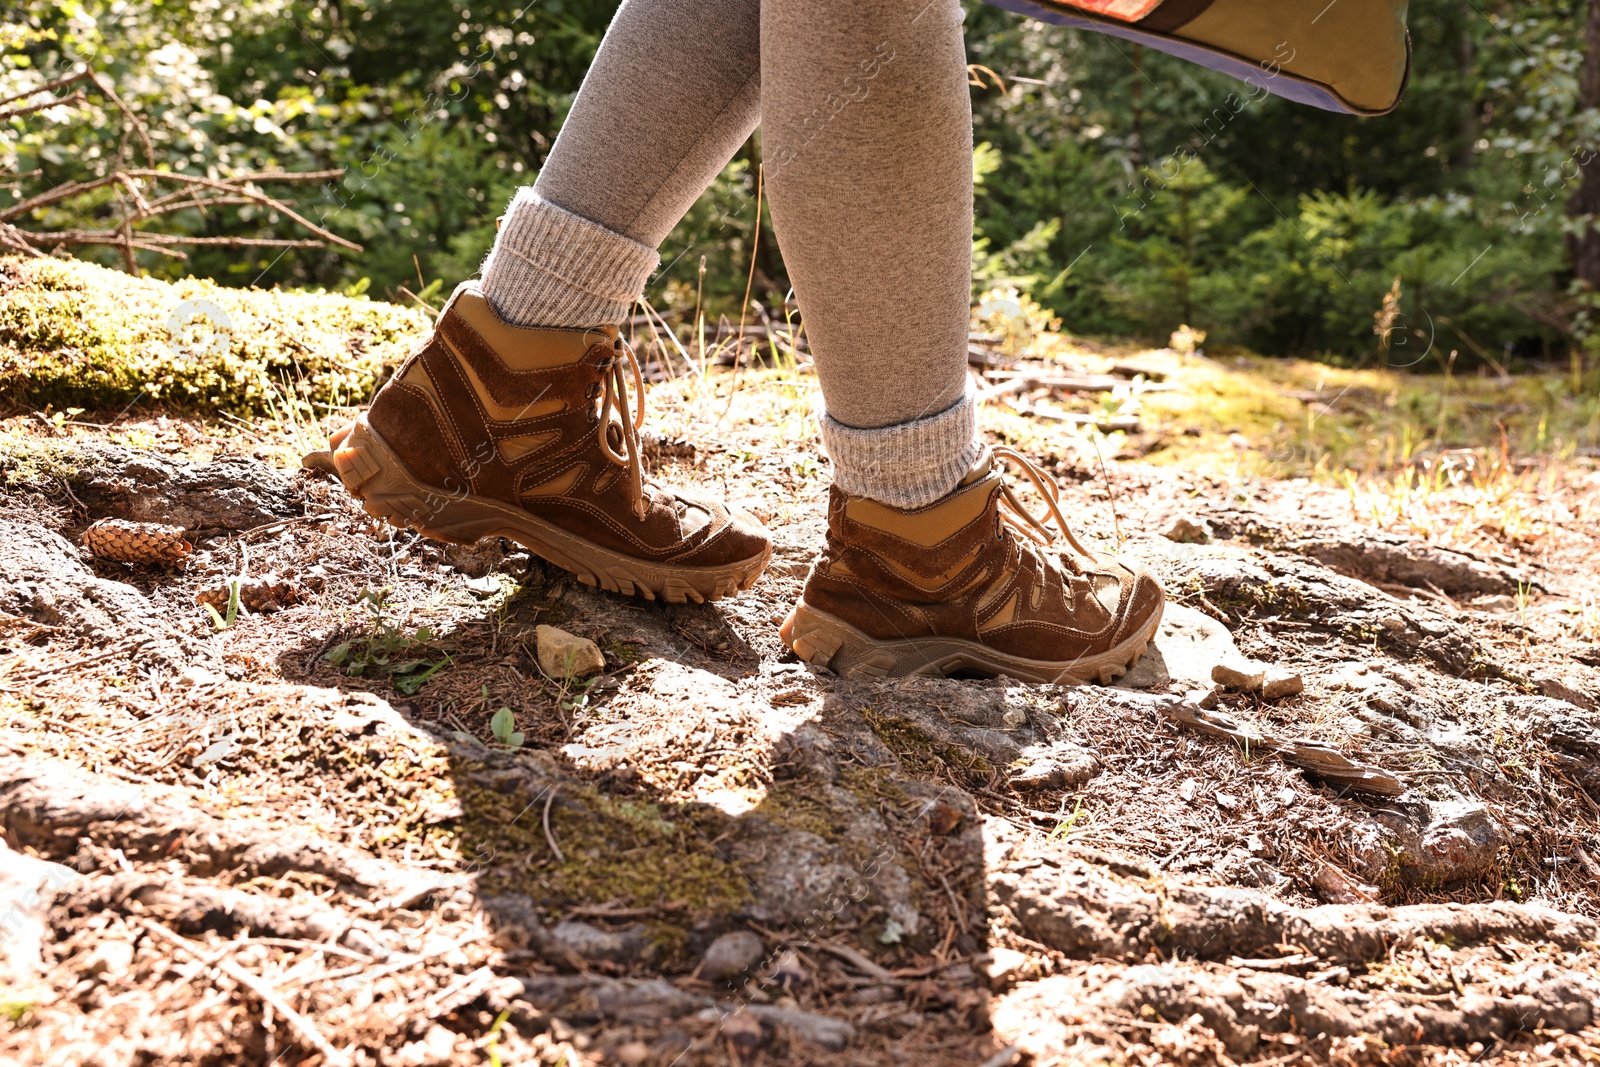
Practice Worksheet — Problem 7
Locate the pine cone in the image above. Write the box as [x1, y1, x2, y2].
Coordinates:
[83, 518, 192, 565]
[195, 574, 304, 614]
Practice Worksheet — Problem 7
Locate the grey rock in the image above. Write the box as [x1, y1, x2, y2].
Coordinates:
[1212, 662, 1266, 691]
[0, 839, 80, 982]
[1124, 605, 1243, 691]
[1261, 670, 1304, 700]
[547, 920, 650, 965]
[1010, 744, 1100, 791]
[699, 930, 766, 983]
[1349, 800, 1506, 887]
[741, 1004, 855, 1050]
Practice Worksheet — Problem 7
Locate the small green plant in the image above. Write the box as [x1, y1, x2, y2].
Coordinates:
[204, 575, 243, 631]
[1048, 798, 1090, 841]
[484, 1007, 513, 1067]
[325, 588, 449, 694]
[490, 706, 525, 748]
[46, 406, 85, 430]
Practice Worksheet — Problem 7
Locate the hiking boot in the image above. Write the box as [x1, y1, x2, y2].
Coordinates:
[780, 447, 1163, 683]
[306, 283, 771, 602]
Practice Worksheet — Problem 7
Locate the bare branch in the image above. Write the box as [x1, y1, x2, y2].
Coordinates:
[7, 230, 330, 250]
[1, 71, 361, 268]
[0, 71, 93, 109]
[0, 90, 88, 121]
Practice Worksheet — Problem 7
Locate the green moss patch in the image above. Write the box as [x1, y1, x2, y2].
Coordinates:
[0, 255, 429, 415]
[458, 769, 749, 921]
[860, 707, 996, 790]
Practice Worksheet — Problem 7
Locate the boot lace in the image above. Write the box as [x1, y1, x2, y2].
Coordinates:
[595, 335, 648, 520]
[991, 446, 1098, 572]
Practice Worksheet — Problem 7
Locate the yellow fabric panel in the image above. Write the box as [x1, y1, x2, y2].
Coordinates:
[1179, 0, 1410, 114]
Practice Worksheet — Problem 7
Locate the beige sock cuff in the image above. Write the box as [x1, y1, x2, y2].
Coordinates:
[479, 189, 660, 328]
[821, 387, 984, 510]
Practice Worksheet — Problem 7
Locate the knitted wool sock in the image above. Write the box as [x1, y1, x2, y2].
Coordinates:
[820, 386, 985, 510]
[479, 189, 659, 328]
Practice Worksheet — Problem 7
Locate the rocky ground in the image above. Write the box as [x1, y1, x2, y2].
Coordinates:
[1, 372, 1599, 1066]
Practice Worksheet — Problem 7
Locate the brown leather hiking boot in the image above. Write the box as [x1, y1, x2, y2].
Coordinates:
[779, 448, 1163, 683]
[306, 283, 771, 602]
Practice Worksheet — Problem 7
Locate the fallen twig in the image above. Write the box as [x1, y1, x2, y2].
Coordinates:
[542, 786, 565, 864]
[140, 918, 351, 1067]
[1157, 700, 1404, 796]
[814, 939, 897, 983]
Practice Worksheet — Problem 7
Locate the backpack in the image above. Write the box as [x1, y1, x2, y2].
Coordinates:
[988, 0, 1412, 116]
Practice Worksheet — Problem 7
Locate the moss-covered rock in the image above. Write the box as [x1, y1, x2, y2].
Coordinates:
[0, 255, 429, 414]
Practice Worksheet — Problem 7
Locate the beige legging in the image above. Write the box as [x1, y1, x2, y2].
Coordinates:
[482, 0, 982, 508]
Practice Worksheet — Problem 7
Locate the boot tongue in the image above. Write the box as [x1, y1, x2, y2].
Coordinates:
[958, 447, 994, 488]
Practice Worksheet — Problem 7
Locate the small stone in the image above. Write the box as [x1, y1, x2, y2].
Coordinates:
[174, 665, 222, 689]
[1215, 791, 1240, 811]
[700, 930, 766, 983]
[1010, 758, 1065, 790]
[1010, 745, 1100, 791]
[536, 624, 605, 679]
[1260, 671, 1304, 700]
[1211, 662, 1265, 691]
[1470, 594, 1518, 614]
[612, 1042, 651, 1066]
[1001, 706, 1029, 729]
[422, 1024, 457, 1064]
[1348, 800, 1507, 887]
[81, 939, 135, 978]
[1184, 686, 1221, 710]
[1161, 514, 1212, 544]
[547, 920, 649, 965]
[1378, 612, 1407, 632]
[1178, 778, 1200, 803]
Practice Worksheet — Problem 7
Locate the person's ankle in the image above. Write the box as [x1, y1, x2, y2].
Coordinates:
[820, 391, 983, 510]
[479, 189, 658, 329]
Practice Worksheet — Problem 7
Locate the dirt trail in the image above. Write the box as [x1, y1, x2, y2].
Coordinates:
[1, 408, 1598, 1067]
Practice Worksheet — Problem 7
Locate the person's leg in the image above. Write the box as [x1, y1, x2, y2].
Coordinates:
[761, 0, 981, 510]
[312, 0, 773, 604]
[762, 0, 1165, 681]
[480, 0, 761, 328]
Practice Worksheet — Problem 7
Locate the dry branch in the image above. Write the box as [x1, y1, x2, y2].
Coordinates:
[1, 73, 358, 269]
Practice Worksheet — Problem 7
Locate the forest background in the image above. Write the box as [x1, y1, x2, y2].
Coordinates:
[5, 0, 1600, 372]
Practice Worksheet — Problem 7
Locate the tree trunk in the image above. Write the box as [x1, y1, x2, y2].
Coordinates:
[1455, 1, 1476, 172]
[1570, 0, 1600, 288]
[1130, 45, 1145, 169]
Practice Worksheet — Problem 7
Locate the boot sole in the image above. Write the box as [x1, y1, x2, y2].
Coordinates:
[782, 597, 1163, 684]
[322, 415, 770, 604]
